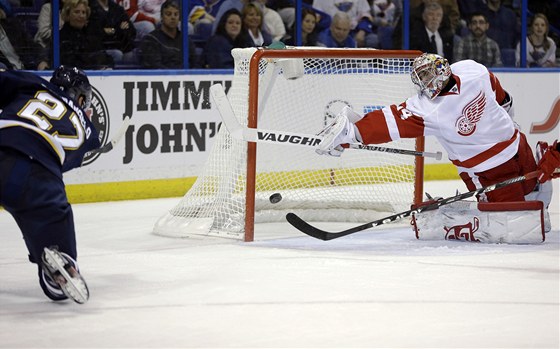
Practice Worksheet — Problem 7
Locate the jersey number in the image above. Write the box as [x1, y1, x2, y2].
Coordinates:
[18, 91, 86, 150]
[396, 105, 414, 120]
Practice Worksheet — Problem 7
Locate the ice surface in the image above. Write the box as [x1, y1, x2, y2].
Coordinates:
[1, 180, 558, 348]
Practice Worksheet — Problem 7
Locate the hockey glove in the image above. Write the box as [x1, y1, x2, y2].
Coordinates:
[537, 140, 560, 183]
[316, 106, 362, 157]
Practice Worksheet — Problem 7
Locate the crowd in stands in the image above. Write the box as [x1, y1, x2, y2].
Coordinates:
[0, 0, 558, 70]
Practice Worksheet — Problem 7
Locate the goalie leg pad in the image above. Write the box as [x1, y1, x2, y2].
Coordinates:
[525, 180, 552, 232]
[411, 201, 545, 244]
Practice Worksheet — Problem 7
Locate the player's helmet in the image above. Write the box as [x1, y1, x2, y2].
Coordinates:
[50, 66, 92, 110]
[411, 53, 451, 99]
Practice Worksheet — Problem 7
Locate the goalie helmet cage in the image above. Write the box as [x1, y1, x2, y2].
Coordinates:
[154, 47, 425, 242]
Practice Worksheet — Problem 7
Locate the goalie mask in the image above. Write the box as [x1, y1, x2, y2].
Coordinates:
[50, 66, 92, 110]
[411, 53, 451, 99]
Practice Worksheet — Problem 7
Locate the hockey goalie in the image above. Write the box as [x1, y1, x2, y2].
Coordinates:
[316, 53, 560, 244]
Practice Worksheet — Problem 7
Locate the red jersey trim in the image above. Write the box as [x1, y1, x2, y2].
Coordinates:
[356, 110, 393, 144]
[488, 71, 506, 104]
[451, 129, 519, 168]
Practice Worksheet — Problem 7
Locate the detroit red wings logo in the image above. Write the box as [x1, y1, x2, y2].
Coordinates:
[455, 91, 486, 136]
[444, 217, 480, 242]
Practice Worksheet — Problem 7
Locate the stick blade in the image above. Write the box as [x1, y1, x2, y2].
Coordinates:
[286, 213, 378, 241]
[286, 213, 331, 240]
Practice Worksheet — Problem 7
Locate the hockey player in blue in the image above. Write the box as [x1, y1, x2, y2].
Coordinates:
[0, 66, 100, 304]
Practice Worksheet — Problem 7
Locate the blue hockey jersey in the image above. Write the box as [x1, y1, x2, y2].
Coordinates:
[0, 70, 100, 175]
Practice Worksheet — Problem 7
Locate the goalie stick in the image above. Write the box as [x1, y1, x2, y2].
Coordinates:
[89, 115, 131, 155]
[210, 84, 443, 160]
[286, 170, 545, 241]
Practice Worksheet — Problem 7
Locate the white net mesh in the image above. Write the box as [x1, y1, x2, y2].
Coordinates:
[154, 47, 422, 240]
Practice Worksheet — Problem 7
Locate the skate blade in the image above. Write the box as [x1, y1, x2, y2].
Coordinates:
[43, 248, 89, 304]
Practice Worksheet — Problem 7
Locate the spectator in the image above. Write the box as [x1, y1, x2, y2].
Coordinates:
[116, 0, 163, 41]
[409, 2, 454, 61]
[371, 0, 398, 49]
[274, 0, 331, 36]
[371, 0, 397, 28]
[0, 0, 50, 70]
[255, 0, 286, 42]
[242, 2, 272, 47]
[140, 0, 167, 22]
[203, 8, 248, 68]
[317, 11, 356, 48]
[516, 13, 557, 68]
[313, 0, 375, 47]
[481, 0, 518, 50]
[454, 12, 502, 67]
[283, 7, 319, 46]
[528, 1, 560, 40]
[139, 0, 183, 68]
[88, 0, 137, 66]
[312, 0, 371, 31]
[189, 0, 224, 24]
[188, 0, 225, 38]
[392, 0, 454, 49]
[59, 0, 114, 69]
[411, 0, 460, 34]
[211, 0, 249, 35]
[34, 0, 64, 49]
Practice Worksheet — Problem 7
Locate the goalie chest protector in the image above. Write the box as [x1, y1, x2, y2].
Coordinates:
[411, 201, 545, 244]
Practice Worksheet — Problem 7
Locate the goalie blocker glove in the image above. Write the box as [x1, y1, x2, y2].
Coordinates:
[316, 106, 363, 157]
[411, 200, 546, 243]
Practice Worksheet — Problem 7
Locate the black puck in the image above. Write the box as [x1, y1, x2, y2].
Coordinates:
[269, 193, 282, 204]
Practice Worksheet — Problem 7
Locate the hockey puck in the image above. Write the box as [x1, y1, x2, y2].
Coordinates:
[269, 193, 282, 204]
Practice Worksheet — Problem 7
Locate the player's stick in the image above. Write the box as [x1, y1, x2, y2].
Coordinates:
[286, 170, 544, 241]
[210, 84, 443, 160]
[89, 115, 131, 155]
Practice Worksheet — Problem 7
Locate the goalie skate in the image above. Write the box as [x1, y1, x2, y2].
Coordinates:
[41, 247, 89, 304]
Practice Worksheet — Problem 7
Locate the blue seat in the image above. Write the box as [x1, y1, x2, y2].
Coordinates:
[378, 26, 394, 50]
[12, 0, 42, 37]
[501, 48, 516, 67]
[194, 22, 213, 40]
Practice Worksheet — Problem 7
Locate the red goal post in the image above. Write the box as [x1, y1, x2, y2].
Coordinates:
[154, 47, 425, 242]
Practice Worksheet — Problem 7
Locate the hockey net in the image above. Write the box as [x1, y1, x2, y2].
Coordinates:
[154, 47, 424, 241]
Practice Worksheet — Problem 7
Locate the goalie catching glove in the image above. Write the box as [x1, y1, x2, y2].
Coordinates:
[536, 140, 560, 183]
[316, 106, 363, 157]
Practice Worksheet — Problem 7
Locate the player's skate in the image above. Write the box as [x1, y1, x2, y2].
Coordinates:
[41, 247, 89, 304]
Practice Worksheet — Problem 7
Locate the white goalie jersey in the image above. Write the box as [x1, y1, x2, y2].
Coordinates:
[356, 60, 519, 174]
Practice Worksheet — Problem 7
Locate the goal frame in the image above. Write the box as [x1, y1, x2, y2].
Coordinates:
[242, 48, 425, 242]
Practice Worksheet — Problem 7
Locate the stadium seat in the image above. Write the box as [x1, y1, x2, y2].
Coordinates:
[12, 0, 42, 37]
[378, 26, 394, 50]
[194, 22, 213, 40]
[501, 48, 516, 67]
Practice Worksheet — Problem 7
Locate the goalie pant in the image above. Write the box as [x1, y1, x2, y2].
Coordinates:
[411, 201, 546, 244]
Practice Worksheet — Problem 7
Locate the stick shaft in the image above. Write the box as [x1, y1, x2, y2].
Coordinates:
[287, 170, 541, 241]
[89, 115, 131, 155]
[210, 84, 442, 159]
